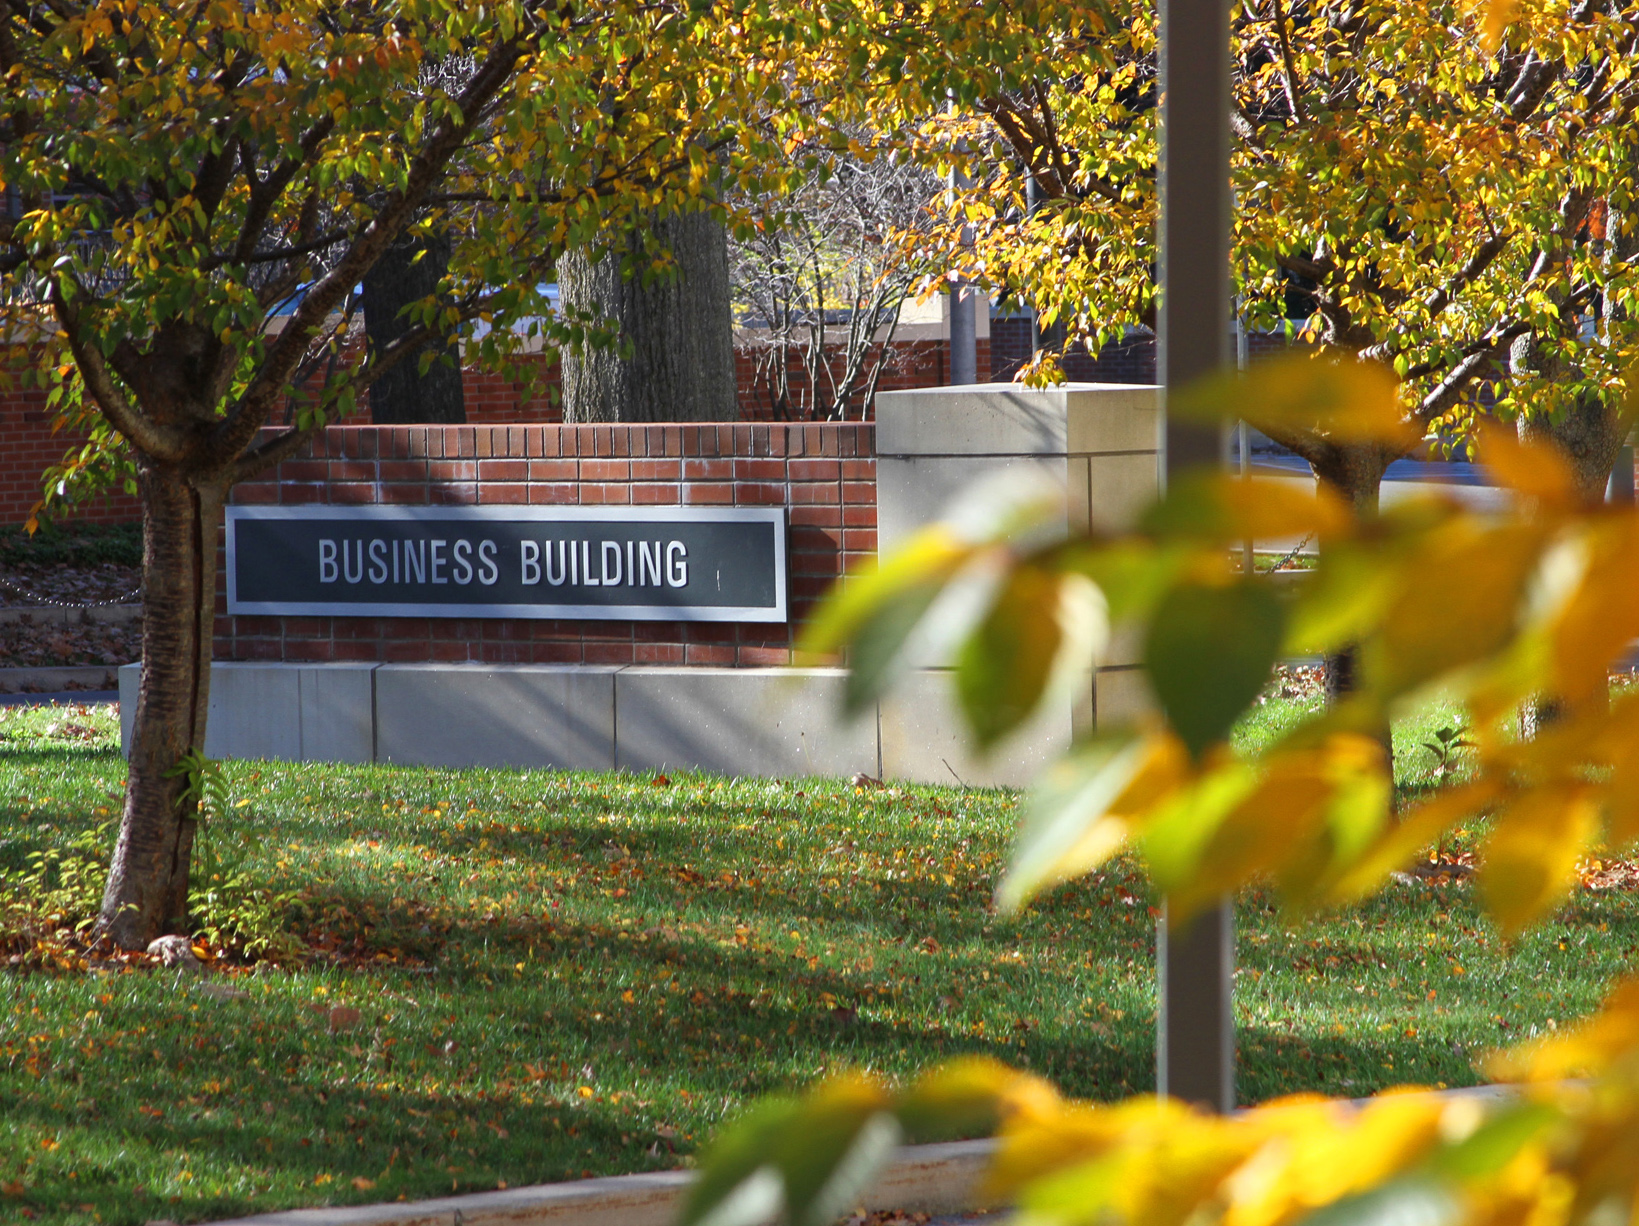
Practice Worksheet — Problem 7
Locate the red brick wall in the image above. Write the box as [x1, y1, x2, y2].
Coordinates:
[733, 338, 988, 421]
[2, 337, 966, 526]
[218, 422, 877, 667]
[0, 374, 142, 528]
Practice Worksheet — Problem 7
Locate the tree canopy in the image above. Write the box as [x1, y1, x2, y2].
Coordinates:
[912, 0, 1639, 501]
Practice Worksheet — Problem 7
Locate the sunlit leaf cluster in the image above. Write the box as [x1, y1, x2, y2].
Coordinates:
[716, 356, 1639, 1226]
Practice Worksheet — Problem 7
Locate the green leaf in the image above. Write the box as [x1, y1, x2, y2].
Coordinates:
[957, 567, 1107, 750]
[1296, 1178, 1459, 1226]
[1143, 580, 1285, 759]
[797, 528, 973, 716]
[1427, 1102, 1557, 1180]
[844, 577, 950, 717]
[677, 1097, 801, 1226]
[893, 1057, 1029, 1142]
[997, 736, 1150, 913]
[679, 1078, 901, 1226]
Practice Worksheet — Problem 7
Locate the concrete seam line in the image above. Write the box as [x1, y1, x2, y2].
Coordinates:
[199, 1138, 999, 1226]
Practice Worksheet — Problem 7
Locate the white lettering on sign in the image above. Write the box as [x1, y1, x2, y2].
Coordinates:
[322, 535, 699, 591]
[232, 506, 786, 623]
[512, 539, 691, 589]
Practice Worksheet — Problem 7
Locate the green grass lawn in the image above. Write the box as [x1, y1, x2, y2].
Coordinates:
[2, 695, 1636, 1226]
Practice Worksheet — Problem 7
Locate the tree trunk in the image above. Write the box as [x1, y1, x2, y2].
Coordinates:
[1307, 443, 1390, 703]
[559, 211, 737, 423]
[98, 463, 223, 949]
[362, 232, 467, 425]
[1515, 390, 1628, 507]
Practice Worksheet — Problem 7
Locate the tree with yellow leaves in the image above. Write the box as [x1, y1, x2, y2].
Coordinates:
[0, 0, 1101, 950]
[915, 0, 1638, 512]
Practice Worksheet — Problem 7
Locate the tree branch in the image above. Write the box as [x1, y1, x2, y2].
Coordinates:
[49, 282, 188, 461]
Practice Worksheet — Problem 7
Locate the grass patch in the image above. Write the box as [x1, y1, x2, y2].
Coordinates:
[1, 697, 1635, 1225]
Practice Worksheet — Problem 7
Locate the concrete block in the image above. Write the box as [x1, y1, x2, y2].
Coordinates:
[1065, 384, 1161, 455]
[875, 383, 1160, 457]
[614, 667, 877, 779]
[876, 454, 1068, 557]
[205, 663, 303, 761]
[375, 665, 618, 770]
[118, 663, 138, 756]
[299, 664, 378, 764]
[1086, 452, 1160, 534]
[1095, 665, 1155, 730]
[879, 668, 1072, 789]
[877, 382, 1160, 457]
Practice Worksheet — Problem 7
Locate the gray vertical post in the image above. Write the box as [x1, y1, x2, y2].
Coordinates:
[947, 107, 979, 386]
[950, 286, 978, 385]
[1156, 0, 1236, 1113]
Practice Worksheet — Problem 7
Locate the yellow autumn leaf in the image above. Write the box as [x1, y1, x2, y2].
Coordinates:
[1475, 0, 1520, 52]
[1327, 779, 1501, 905]
[1370, 518, 1550, 698]
[1172, 353, 1417, 448]
[1474, 424, 1579, 510]
[1548, 513, 1639, 708]
[1479, 784, 1600, 940]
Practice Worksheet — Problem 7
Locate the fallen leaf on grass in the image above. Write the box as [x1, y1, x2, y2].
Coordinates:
[351, 1177, 375, 1191]
[328, 1006, 363, 1032]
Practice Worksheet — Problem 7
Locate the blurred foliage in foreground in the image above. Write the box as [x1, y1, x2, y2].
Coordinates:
[684, 350, 1639, 1226]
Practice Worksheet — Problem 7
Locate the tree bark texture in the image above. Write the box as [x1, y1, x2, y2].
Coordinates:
[558, 212, 737, 423]
[1510, 335, 1628, 737]
[362, 233, 467, 425]
[99, 464, 224, 948]
[1297, 440, 1393, 704]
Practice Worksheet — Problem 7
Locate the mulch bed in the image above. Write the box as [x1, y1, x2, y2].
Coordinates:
[0, 614, 141, 668]
[0, 560, 142, 607]
[0, 561, 143, 668]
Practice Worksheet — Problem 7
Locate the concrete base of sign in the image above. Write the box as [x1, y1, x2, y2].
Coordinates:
[118, 660, 1153, 786]
[612, 667, 878, 779]
[376, 665, 620, 770]
[118, 661, 375, 764]
[879, 668, 1077, 788]
[874, 381, 1162, 722]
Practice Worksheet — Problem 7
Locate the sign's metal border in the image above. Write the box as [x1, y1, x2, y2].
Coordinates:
[225, 505, 789, 622]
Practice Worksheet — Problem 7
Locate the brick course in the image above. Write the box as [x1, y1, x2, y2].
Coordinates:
[216, 422, 877, 668]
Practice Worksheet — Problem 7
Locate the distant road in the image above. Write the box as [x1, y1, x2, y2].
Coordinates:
[1251, 455, 1512, 513]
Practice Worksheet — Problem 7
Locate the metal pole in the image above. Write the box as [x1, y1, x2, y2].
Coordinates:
[1156, 0, 1236, 1113]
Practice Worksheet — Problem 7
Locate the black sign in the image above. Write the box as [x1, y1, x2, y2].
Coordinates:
[225, 507, 787, 622]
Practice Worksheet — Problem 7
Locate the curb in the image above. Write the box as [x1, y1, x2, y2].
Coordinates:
[200, 1138, 998, 1226]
